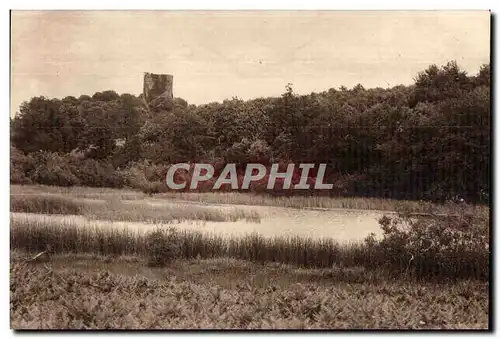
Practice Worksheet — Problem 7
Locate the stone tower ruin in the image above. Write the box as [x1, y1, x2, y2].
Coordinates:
[143, 72, 173, 106]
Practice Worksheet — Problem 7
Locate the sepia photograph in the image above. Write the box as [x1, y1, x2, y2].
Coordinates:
[9, 10, 491, 330]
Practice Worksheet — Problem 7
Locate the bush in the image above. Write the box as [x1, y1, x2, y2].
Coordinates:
[76, 159, 124, 188]
[10, 167, 32, 185]
[10, 149, 126, 189]
[27, 152, 80, 187]
[119, 162, 169, 195]
[367, 203, 489, 280]
[32, 165, 80, 187]
[145, 228, 182, 267]
[10, 147, 34, 184]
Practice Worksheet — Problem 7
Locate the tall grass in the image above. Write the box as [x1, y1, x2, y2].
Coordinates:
[10, 184, 146, 200]
[159, 192, 405, 210]
[10, 206, 488, 280]
[11, 184, 490, 216]
[10, 194, 260, 223]
[10, 195, 83, 215]
[86, 199, 261, 223]
[157, 191, 489, 215]
[11, 217, 356, 266]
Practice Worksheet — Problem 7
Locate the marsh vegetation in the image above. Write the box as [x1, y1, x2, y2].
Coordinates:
[10, 186, 489, 329]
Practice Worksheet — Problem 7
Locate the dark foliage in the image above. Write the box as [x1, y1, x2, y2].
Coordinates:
[10, 61, 490, 203]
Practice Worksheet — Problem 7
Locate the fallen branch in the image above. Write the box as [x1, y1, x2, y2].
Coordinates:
[24, 250, 51, 263]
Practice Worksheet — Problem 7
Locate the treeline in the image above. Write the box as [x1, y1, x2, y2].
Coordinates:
[10, 61, 490, 203]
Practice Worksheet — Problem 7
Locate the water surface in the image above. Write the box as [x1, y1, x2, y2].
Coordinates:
[12, 200, 386, 242]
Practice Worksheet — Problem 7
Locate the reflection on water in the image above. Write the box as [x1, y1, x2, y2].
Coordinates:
[11, 200, 386, 242]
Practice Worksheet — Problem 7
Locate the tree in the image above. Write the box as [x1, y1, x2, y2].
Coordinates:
[91, 90, 120, 102]
[474, 63, 490, 87]
[11, 96, 82, 153]
[411, 61, 472, 105]
[77, 101, 117, 159]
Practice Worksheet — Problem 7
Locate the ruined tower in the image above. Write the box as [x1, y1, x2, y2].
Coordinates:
[143, 72, 173, 107]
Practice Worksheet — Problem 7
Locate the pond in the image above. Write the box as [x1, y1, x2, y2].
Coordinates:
[11, 200, 388, 242]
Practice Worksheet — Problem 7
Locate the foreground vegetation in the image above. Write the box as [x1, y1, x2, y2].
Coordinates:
[9, 186, 490, 329]
[10, 255, 488, 329]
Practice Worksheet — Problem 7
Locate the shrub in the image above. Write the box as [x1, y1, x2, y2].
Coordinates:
[76, 159, 124, 188]
[30, 154, 81, 187]
[145, 228, 182, 267]
[10, 167, 32, 185]
[368, 203, 489, 280]
[10, 147, 34, 184]
[118, 161, 169, 194]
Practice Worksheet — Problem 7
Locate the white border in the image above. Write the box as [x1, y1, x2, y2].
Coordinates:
[2, 1, 498, 337]
[5, 1, 498, 10]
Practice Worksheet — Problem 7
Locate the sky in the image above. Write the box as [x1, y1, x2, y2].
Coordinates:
[10, 10, 490, 117]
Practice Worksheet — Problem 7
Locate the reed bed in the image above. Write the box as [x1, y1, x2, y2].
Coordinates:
[13, 184, 490, 215]
[86, 199, 261, 224]
[10, 217, 357, 267]
[10, 184, 146, 200]
[10, 194, 261, 224]
[158, 192, 404, 210]
[10, 194, 83, 215]
[157, 191, 489, 216]
[10, 215, 488, 280]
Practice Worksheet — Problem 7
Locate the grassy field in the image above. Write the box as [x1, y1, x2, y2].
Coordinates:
[9, 184, 491, 329]
[10, 194, 261, 223]
[10, 184, 147, 200]
[10, 253, 488, 329]
[11, 184, 489, 215]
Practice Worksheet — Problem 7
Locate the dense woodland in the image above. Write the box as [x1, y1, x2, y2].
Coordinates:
[10, 61, 490, 203]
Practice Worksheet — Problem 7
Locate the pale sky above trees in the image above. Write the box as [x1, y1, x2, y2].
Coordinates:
[11, 10, 490, 117]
